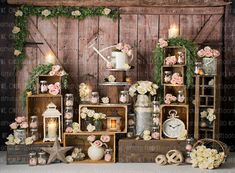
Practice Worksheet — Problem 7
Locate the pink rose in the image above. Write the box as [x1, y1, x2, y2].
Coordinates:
[48, 84, 54, 90]
[10, 122, 18, 129]
[204, 50, 213, 57]
[49, 88, 59, 95]
[115, 43, 124, 50]
[151, 132, 160, 140]
[93, 140, 103, 147]
[104, 154, 112, 162]
[87, 135, 96, 142]
[65, 127, 73, 133]
[52, 65, 61, 72]
[127, 49, 133, 57]
[20, 122, 28, 129]
[49, 71, 56, 76]
[212, 49, 220, 58]
[159, 38, 168, 48]
[15, 116, 25, 124]
[197, 49, 205, 57]
[54, 82, 61, 90]
[100, 135, 110, 143]
[165, 56, 177, 65]
[204, 46, 212, 52]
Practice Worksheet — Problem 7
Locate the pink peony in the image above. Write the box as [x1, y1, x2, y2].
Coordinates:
[49, 71, 56, 76]
[52, 65, 61, 72]
[9, 122, 18, 129]
[165, 56, 177, 65]
[171, 73, 183, 85]
[212, 49, 220, 58]
[100, 135, 110, 143]
[15, 116, 25, 124]
[49, 88, 59, 95]
[87, 135, 96, 142]
[93, 140, 103, 147]
[20, 121, 28, 129]
[65, 127, 73, 133]
[104, 154, 112, 162]
[115, 43, 124, 50]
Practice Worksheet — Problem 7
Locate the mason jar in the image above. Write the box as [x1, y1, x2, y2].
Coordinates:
[104, 148, 113, 162]
[38, 151, 47, 165]
[152, 101, 160, 114]
[29, 152, 37, 166]
[40, 80, 48, 94]
[30, 115, 38, 129]
[164, 71, 172, 83]
[151, 126, 160, 140]
[90, 92, 99, 104]
[177, 90, 185, 103]
[65, 93, 74, 107]
[177, 51, 185, 64]
[119, 90, 129, 104]
[64, 107, 73, 120]
[64, 119, 73, 133]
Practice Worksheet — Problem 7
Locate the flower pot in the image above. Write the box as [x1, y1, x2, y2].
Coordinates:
[94, 120, 103, 131]
[88, 145, 104, 161]
[14, 129, 26, 144]
[135, 95, 152, 135]
[111, 51, 128, 69]
[203, 58, 217, 75]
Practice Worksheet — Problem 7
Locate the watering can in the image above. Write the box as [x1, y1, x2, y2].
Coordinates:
[89, 40, 133, 70]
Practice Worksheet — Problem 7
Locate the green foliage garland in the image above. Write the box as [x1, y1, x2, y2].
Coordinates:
[153, 37, 198, 100]
[21, 64, 68, 109]
[14, 5, 119, 70]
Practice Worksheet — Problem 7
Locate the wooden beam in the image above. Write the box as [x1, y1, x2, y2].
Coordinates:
[7, 0, 230, 7]
[120, 7, 225, 15]
[193, 15, 223, 44]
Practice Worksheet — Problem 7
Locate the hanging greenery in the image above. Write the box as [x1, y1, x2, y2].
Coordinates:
[13, 5, 119, 70]
[153, 37, 198, 100]
[21, 64, 68, 109]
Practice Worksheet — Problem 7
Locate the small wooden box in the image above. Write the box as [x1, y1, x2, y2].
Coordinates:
[7, 143, 53, 164]
[63, 132, 116, 163]
[26, 94, 63, 141]
[164, 46, 186, 66]
[79, 104, 128, 133]
[164, 85, 188, 104]
[118, 139, 186, 163]
[37, 75, 62, 94]
[160, 104, 189, 140]
[161, 66, 185, 85]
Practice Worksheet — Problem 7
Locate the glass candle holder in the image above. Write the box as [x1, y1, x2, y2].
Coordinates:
[64, 119, 73, 133]
[151, 126, 160, 140]
[164, 71, 172, 83]
[104, 148, 113, 162]
[90, 92, 99, 104]
[40, 80, 48, 94]
[38, 151, 47, 165]
[64, 107, 73, 120]
[29, 152, 37, 166]
[30, 115, 38, 129]
[65, 94, 74, 107]
[30, 128, 38, 141]
[152, 101, 160, 114]
[177, 90, 185, 103]
[177, 51, 185, 64]
[119, 90, 129, 104]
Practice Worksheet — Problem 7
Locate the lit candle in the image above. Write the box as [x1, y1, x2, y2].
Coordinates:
[111, 119, 116, 129]
[47, 119, 57, 138]
[168, 25, 179, 38]
[45, 54, 56, 64]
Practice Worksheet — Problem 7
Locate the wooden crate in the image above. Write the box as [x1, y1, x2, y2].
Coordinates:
[27, 94, 63, 141]
[161, 66, 185, 85]
[160, 104, 189, 140]
[79, 104, 128, 133]
[7, 143, 53, 164]
[63, 132, 116, 163]
[118, 139, 186, 163]
[37, 75, 62, 94]
[164, 85, 188, 104]
[164, 46, 186, 65]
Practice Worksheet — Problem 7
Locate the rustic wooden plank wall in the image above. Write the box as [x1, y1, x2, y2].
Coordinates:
[15, 7, 224, 115]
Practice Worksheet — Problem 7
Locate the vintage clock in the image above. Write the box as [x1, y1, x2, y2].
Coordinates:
[162, 110, 185, 138]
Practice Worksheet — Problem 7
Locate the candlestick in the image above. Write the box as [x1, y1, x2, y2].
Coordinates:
[45, 54, 56, 64]
[168, 25, 179, 38]
[47, 119, 57, 138]
[111, 120, 116, 129]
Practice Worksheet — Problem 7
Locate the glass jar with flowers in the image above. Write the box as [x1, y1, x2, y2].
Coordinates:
[129, 81, 158, 135]
[200, 108, 216, 128]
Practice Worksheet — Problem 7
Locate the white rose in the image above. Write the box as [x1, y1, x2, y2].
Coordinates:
[15, 10, 23, 17]
[41, 9, 51, 17]
[200, 111, 208, 119]
[14, 137, 21, 144]
[87, 110, 95, 117]
[101, 97, 109, 104]
[12, 26, 20, 34]
[80, 112, 87, 119]
[14, 49, 21, 56]
[7, 134, 14, 143]
[102, 8, 111, 15]
[71, 10, 81, 16]
[150, 88, 157, 96]
[81, 107, 88, 113]
[100, 113, 106, 119]
[93, 113, 100, 120]
[108, 75, 116, 82]
[25, 137, 34, 145]
[207, 108, 214, 115]
[87, 124, 95, 132]
[143, 135, 152, 141]
[152, 84, 159, 89]
[66, 156, 73, 163]
[137, 86, 147, 95]
[124, 63, 131, 70]
[143, 130, 151, 136]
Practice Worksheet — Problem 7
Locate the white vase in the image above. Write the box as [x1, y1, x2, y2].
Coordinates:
[88, 145, 104, 161]
[111, 51, 128, 69]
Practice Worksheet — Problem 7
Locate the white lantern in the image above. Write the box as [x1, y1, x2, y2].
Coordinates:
[107, 111, 122, 132]
[42, 102, 62, 142]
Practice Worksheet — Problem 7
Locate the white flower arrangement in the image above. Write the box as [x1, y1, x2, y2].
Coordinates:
[129, 81, 158, 97]
[71, 10, 81, 16]
[15, 10, 23, 17]
[200, 108, 216, 123]
[190, 145, 225, 169]
[101, 97, 109, 104]
[14, 49, 21, 56]
[102, 8, 111, 15]
[79, 83, 90, 102]
[41, 9, 51, 17]
[5, 134, 35, 145]
[81, 107, 106, 120]
[12, 26, 20, 34]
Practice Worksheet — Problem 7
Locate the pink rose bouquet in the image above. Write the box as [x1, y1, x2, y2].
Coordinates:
[165, 94, 177, 104]
[9, 116, 28, 130]
[93, 140, 103, 147]
[49, 65, 67, 77]
[88, 135, 111, 150]
[171, 73, 183, 85]
[165, 56, 177, 65]
[48, 83, 61, 95]
[197, 46, 220, 58]
[158, 38, 168, 48]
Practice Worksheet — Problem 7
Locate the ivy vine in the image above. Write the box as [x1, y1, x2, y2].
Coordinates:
[14, 5, 119, 70]
[21, 64, 68, 109]
[153, 37, 198, 100]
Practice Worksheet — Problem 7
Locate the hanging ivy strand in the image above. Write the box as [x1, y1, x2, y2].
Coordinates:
[153, 37, 198, 88]
[13, 5, 119, 70]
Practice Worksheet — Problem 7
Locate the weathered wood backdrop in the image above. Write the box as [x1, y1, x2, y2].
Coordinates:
[16, 6, 225, 115]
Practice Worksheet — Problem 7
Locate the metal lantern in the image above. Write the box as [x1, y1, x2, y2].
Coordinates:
[107, 111, 122, 132]
[42, 102, 62, 142]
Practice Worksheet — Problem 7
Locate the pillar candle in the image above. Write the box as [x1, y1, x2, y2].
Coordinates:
[48, 119, 57, 138]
